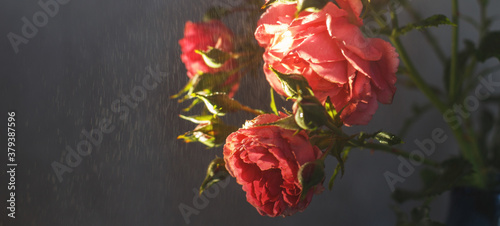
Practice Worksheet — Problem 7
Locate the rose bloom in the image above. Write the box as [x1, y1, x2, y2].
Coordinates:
[223, 113, 322, 217]
[179, 20, 240, 96]
[255, 0, 399, 125]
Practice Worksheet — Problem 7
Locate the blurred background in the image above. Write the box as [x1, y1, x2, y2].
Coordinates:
[1, 0, 499, 225]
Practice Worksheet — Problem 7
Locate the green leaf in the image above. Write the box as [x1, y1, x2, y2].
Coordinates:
[196, 122, 238, 145]
[182, 98, 202, 112]
[195, 48, 231, 69]
[200, 157, 230, 195]
[296, 0, 329, 16]
[328, 147, 351, 190]
[190, 72, 232, 95]
[171, 79, 195, 100]
[398, 14, 455, 36]
[270, 87, 278, 115]
[420, 168, 439, 189]
[477, 31, 500, 62]
[196, 93, 243, 116]
[261, 0, 296, 9]
[172, 70, 234, 103]
[270, 67, 314, 98]
[260, 115, 303, 131]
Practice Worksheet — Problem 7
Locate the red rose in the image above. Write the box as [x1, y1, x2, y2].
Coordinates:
[179, 20, 240, 96]
[255, 1, 399, 125]
[223, 113, 322, 217]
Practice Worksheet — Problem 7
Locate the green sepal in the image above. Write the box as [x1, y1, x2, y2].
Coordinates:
[179, 114, 215, 124]
[196, 93, 243, 116]
[200, 157, 230, 195]
[293, 96, 328, 130]
[195, 47, 231, 69]
[296, 0, 329, 16]
[328, 146, 351, 190]
[270, 87, 279, 115]
[298, 159, 325, 200]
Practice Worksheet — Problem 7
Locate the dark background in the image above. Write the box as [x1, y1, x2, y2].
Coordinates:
[1, 0, 499, 225]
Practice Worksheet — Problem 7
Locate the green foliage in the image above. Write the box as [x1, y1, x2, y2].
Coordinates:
[196, 93, 243, 116]
[179, 114, 215, 124]
[443, 39, 476, 97]
[477, 31, 500, 62]
[324, 96, 343, 127]
[392, 204, 445, 226]
[398, 14, 455, 36]
[270, 67, 314, 99]
[262, 0, 297, 9]
[190, 72, 232, 95]
[171, 71, 235, 113]
[328, 147, 351, 190]
[195, 47, 231, 69]
[296, 0, 329, 16]
[392, 158, 473, 203]
[200, 157, 230, 195]
[270, 88, 279, 115]
[260, 115, 303, 131]
[177, 116, 238, 148]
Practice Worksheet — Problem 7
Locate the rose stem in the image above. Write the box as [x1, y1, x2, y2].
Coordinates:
[400, 0, 447, 63]
[240, 105, 263, 116]
[324, 121, 440, 167]
[449, 0, 459, 100]
[350, 141, 440, 168]
[386, 5, 487, 188]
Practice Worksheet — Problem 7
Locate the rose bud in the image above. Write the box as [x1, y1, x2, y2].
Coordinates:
[293, 96, 328, 130]
[200, 157, 230, 195]
[177, 117, 237, 148]
[224, 113, 323, 217]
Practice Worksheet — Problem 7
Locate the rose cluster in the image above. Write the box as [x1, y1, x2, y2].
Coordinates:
[177, 0, 400, 218]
